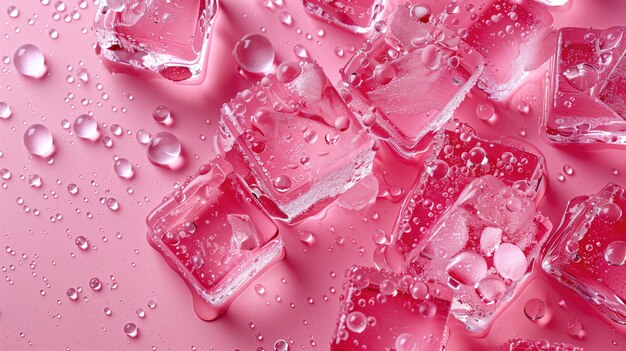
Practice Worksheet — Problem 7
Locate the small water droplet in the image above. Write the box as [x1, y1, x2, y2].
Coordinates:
[152, 105, 173, 125]
[524, 298, 546, 320]
[346, 311, 367, 333]
[106, 198, 119, 211]
[136, 308, 146, 318]
[73, 114, 99, 140]
[28, 174, 42, 187]
[254, 284, 266, 295]
[274, 339, 289, 351]
[66, 288, 78, 301]
[75, 236, 88, 250]
[563, 164, 574, 176]
[1, 169, 12, 180]
[476, 103, 495, 121]
[273, 175, 292, 193]
[89, 277, 102, 291]
[278, 11, 293, 26]
[7, 5, 19, 18]
[104, 307, 112, 316]
[604, 240, 626, 266]
[67, 183, 78, 195]
[0, 102, 12, 119]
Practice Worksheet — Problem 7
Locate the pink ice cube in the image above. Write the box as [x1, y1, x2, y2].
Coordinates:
[339, 4, 484, 157]
[219, 59, 375, 222]
[146, 159, 284, 320]
[545, 27, 626, 144]
[492, 338, 587, 351]
[94, 0, 218, 81]
[440, 0, 554, 100]
[331, 266, 452, 351]
[406, 175, 552, 330]
[393, 123, 546, 257]
[303, 0, 386, 33]
[542, 183, 626, 324]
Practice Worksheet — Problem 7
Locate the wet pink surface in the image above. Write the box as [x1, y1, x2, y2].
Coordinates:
[1, 0, 626, 350]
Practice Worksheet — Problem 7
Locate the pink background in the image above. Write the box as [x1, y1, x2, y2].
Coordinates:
[1, 0, 626, 350]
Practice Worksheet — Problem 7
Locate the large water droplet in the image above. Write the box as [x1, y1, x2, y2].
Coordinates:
[604, 240, 626, 266]
[274, 339, 289, 351]
[273, 175, 292, 193]
[0, 102, 12, 119]
[124, 322, 138, 338]
[14, 44, 47, 78]
[395, 333, 419, 351]
[524, 298, 546, 321]
[23, 124, 54, 157]
[114, 158, 134, 179]
[563, 63, 599, 91]
[147, 132, 181, 166]
[73, 114, 99, 140]
[233, 34, 275, 74]
[346, 311, 367, 333]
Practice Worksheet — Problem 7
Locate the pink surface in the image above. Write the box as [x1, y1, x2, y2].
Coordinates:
[1, 0, 626, 350]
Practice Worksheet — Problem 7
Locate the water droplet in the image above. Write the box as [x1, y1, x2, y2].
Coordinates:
[24, 124, 54, 157]
[275, 61, 302, 83]
[254, 283, 266, 295]
[75, 236, 88, 250]
[76, 67, 89, 82]
[28, 174, 42, 187]
[106, 198, 119, 211]
[14, 44, 47, 78]
[563, 164, 574, 176]
[298, 230, 314, 244]
[563, 63, 599, 91]
[566, 318, 583, 336]
[147, 132, 181, 166]
[7, 5, 19, 18]
[233, 34, 275, 74]
[73, 114, 99, 140]
[598, 202, 622, 223]
[604, 240, 626, 266]
[425, 160, 449, 179]
[346, 311, 367, 333]
[124, 322, 138, 338]
[114, 158, 134, 179]
[152, 105, 173, 125]
[136, 129, 151, 144]
[476, 103, 495, 121]
[1, 169, 11, 180]
[67, 183, 78, 195]
[89, 277, 102, 291]
[148, 300, 156, 309]
[0, 102, 12, 119]
[524, 298, 546, 320]
[468, 147, 487, 166]
[274, 339, 289, 351]
[273, 175, 292, 193]
[293, 44, 308, 59]
[136, 308, 146, 318]
[278, 11, 293, 26]
[66, 288, 78, 300]
[395, 332, 419, 351]
[104, 307, 112, 316]
[410, 4, 431, 22]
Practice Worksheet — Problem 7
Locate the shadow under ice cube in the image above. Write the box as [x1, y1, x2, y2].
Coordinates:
[331, 266, 452, 351]
[94, 0, 218, 81]
[543, 183, 626, 324]
[146, 160, 284, 320]
[220, 59, 375, 222]
[339, 4, 484, 158]
[406, 175, 552, 331]
[545, 27, 626, 144]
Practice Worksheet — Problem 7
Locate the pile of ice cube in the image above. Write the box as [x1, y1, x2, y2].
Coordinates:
[94, 0, 626, 349]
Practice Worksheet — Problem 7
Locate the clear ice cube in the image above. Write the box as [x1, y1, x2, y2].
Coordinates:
[405, 175, 552, 330]
[331, 266, 452, 351]
[219, 59, 375, 222]
[542, 183, 626, 324]
[440, 0, 554, 100]
[146, 159, 284, 320]
[94, 0, 218, 81]
[545, 27, 626, 144]
[339, 4, 484, 157]
[303, 0, 386, 33]
[393, 123, 546, 258]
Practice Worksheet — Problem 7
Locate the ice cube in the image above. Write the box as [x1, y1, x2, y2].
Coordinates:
[94, 0, 218, 81]
[219, 59, 375, 222]
[338, 4, 484, 158]
[542, 183, 626, 324]
[303, 0, 386, 33]
[331, 266, 452, 351]
[440, 0, 554, 100]
[406, 175, 552, 330]
[393, 123, 546, 258]
[545, 27, 626, 144]
[146, 159, 284, 320]
[493, 338, 587, 351]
